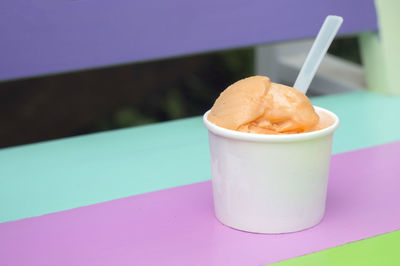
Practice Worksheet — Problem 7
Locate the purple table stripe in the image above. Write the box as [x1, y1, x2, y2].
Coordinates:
[1, 141, 399, 266]
[0, 0, 377, 81]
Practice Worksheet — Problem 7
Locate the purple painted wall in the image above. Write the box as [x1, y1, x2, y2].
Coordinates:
[0, 0, 377, 81]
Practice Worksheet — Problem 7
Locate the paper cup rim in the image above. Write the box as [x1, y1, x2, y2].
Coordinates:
[203, 106, 339, 142]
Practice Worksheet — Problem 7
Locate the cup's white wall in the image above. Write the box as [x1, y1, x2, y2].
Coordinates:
[204, 107, 338, 233]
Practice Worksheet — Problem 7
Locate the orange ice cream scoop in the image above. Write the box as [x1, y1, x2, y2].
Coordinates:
[207, 76, 320, 134]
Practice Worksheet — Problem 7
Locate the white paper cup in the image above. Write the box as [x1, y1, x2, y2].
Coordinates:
[203, 106, 339, 234]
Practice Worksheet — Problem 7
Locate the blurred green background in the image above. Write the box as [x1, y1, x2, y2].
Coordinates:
[0, 37, 360, 148]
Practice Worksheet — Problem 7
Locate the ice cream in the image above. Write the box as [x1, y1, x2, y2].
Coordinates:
[204, 76, 339, 234]
[207, 76, 327, 134]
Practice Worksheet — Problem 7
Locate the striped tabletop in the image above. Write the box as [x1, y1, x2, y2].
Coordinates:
[1, 90, 400, 265]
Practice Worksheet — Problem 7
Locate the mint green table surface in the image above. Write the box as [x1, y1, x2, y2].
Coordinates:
[1, 90, 400, 223]
[1, 91, 400, 264]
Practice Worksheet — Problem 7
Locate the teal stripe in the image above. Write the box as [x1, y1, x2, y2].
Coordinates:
[311, 91, 400, 154]
[1, 91, 400, 223]
[0, 117, 209, 222]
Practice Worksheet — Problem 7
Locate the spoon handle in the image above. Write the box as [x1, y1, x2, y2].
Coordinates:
[293, 15, 343, 94]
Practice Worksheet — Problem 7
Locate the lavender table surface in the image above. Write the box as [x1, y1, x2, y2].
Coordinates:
[1, 91, 400, 265]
